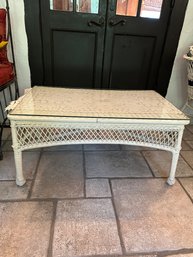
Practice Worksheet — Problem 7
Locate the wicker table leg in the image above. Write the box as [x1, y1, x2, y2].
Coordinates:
[167, 149, 180, 185]
[14, 149, 26, 186]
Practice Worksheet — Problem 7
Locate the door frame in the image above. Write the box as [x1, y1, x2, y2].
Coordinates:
[24, 0, 189, 96]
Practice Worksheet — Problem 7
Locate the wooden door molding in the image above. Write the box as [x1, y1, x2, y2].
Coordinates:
[24, 0, 44, 85]
[157, 0, 189, 96]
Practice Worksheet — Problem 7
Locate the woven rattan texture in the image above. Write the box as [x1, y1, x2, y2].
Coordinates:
[14, 123, 179, 151]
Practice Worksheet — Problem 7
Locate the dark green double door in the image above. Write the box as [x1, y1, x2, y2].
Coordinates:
[39, 0, 180, 91]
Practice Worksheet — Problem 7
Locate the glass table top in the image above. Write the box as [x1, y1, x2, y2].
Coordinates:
[9, 86, 189, 120]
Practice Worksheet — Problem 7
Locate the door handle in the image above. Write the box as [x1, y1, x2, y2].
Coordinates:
[109, 19, 126, 27]
[88, 17, 105, 27]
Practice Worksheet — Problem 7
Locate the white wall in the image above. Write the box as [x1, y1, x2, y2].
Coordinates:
[166, 0, 193, 110]
[0, 0, 31, 95]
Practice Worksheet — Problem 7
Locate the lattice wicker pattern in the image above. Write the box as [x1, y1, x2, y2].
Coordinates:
[14, 123, 179, 150]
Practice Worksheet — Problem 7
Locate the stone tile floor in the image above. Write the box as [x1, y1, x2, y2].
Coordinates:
[0, 126, 193, 257]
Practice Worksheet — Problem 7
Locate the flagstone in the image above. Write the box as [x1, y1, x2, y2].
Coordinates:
[53, 199, 122, 256]
[0, 201, 53, 257]
[112, 179, 193, 253]
[85, 151, 152, 178]
[31, 151, 84, 198]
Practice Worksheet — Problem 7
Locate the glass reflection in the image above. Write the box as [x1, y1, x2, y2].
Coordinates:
[116, 0, 139, 17]
[50, 0, 73, 12]
[76, 0, 99, 14]
[140, 0, 163, 19]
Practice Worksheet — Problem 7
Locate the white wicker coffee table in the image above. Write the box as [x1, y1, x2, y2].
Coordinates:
[7, 86, 189, 186]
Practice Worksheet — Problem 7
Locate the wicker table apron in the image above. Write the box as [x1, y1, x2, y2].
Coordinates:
[7, 86, 189, 186]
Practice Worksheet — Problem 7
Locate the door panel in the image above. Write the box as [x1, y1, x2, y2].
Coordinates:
[41, 0, 106, 88]
[34, 0, 188, 92]
[24, 0, 189, 95]
[102, 0, 171, 90]
[53, 31, 96, 87]
[109, 35, 155, 89]
[41, 0, 172, 90]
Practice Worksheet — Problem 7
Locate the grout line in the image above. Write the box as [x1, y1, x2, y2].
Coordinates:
[1, 175, 193, 184]
[56, 247, 193, 257]
[109, 179, 127, 255]
[84, 196, 111, 200]
[73, 255, 123, 257]
[0, 197, 85, 203]
[82, 150, 86, 198]
[42, 150, 83, 152]
[0, 196, 112, 203]
[47, 200, 57, 257]
[157, 248, 193, 257]
[185, 125, 193, 135]
[179, 151, 193, 172]
[87, 176, 159, 180]
[73, 254, 123, 257]
[182, 139, 193, 151]
[108, 178, 112, 197]
[140, 151, 156, 178]
[118, 144, 122, 150]
[27, 149, 43, 199]
[177, 178, 193, 204]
